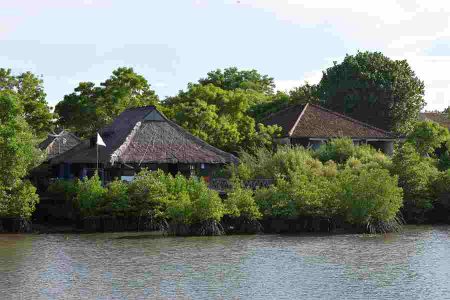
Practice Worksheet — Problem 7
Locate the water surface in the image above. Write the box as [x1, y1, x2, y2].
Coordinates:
[1, 225, 449, 299]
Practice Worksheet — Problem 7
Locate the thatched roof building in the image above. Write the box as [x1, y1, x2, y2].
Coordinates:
[262, 103, 398, 154]
[50, 106, 237, 179]
[39, 131, 81, 160]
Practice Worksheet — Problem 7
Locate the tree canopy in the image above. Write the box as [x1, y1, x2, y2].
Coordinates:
[317, 51, 426, 134]
[0, 91, 41, 218]
[198, 67, 275, 94]
[165, 83, 280, 153]
[55, 67, 159, 138]
[407, 121, 450, 156]
[0, 68, 54, 137]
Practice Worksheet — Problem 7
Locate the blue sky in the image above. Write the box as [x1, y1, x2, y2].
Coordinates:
[1, 0, 449, 111]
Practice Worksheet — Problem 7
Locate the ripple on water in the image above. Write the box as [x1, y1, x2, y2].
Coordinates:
[0, 225, 449, 299]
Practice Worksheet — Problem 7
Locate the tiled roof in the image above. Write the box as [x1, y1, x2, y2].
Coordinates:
[419, 112, 450, 130]
[262, 103, 396, 139]
[51, 106, 238, 165]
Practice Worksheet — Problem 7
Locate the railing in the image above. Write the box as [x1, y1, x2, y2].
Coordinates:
[208, 178, 274, 193]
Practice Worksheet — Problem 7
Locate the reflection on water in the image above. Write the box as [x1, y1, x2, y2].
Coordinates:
[0, 226, 449, 299]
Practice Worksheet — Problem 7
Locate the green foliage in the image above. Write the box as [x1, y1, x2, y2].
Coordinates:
[0, 68, 53, 137]
[236, 142, 403, 226]
[224, 179, 262, 220]
[75, 173, 106, 216]
[55, 67, 159, 138]
[317, 51, 425, 134]
[98, 180, 130, 215]
[288, 82, 320, 105]
[254, 178, 297, 218]
[249, 83, 319, 122]
[0, 91, 41, 219]
[166, 83, 280, 153]
[391, 143, 440, 209]
[314, 138, 392, 170]
[165, 174, 224, 224]
[337, 167, 403, 225]
[314, 138, 356, 163]
[438, 150, 450, 171]
[235, 146, 315, 179]
[127, 169, 170, 219]
[249, 91, 291, 122]
[407, 121, 450, 156]
[198, 67, 275, 94]
[47, 179, 78, 202]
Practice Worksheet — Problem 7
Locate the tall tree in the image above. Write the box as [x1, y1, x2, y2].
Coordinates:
[55, 67, 159, 138]
[166, 83, 280, 153]
[198, 67, 275, 94]
[0, 68, 53, 137]
[289, 82, 320, 105]
[316, 51, 425, 134]
[0, 91, 41, 219]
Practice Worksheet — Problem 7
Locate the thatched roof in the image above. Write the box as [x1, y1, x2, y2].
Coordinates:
[419, 112, 450, 130]
[51, 106, 238, 166]
[262, 103, 396, 140]
[39, 130, 81, 160]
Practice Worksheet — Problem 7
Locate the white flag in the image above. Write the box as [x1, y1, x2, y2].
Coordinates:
[97, 133, 106, 147]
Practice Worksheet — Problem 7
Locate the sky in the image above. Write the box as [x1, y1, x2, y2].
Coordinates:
[0, 0, 449, 111]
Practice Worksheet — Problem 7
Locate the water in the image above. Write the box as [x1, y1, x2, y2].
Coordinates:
[0, 226, 449, 300]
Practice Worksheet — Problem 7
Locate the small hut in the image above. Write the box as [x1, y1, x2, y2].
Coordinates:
[49, 106, 238, 181]
[39, 130, 81, 160]
[262, 103, 400, 155]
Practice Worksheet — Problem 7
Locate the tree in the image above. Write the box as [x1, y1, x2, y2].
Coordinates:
[198, 67, 275, 94]
[166, 83, 280, 153]
[317, 51, 425, 134]
[0, 68, 53, 137]
[55, 67, 159, 138]
[407, 121, 450, 156]
[0, 91, 41, 218]
[289, 82, 320, 105]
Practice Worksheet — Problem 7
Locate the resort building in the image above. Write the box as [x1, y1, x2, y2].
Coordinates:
[262, 103, 399, 155]
[49, 106, 238, 181]
[39, 130, 81, 160]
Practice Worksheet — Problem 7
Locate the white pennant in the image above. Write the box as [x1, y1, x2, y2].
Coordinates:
[97, 133, 106, 147]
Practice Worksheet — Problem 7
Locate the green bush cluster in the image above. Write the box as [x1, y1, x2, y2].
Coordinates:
[235, 141, 404, 228]
[47, 170, 259, 228]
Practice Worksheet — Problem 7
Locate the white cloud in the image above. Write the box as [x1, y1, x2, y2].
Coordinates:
[244, 0, 450, 110]
[275, 69, 323, 92]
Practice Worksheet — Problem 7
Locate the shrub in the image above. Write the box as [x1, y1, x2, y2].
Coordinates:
[407, 121, 450, 156]
[75, 173, 106, 216]
[127, 169, 170, 220]
[47, 179, 77, 202]
[315, 138, 355, 163]
[337, 167, 403, 227]
[224, 179, 262, 220]
[438, 150, 450, 171]
[254, 177, 297, 218]
[96, 179, 130, 216]
[0, 180, 39, 219]
[391, 143, 440, 209]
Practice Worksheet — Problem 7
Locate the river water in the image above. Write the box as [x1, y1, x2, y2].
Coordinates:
[0, 225, 449, 300]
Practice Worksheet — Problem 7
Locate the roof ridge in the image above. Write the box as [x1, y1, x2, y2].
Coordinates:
[308, 103, 394, 136]
[288, 103, 308, 136]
